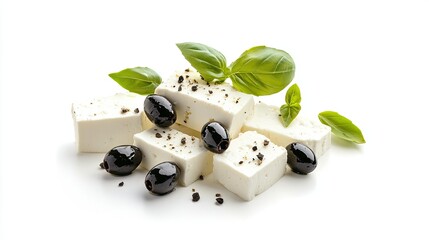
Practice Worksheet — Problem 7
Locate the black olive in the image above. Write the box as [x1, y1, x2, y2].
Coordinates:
[201, 121, 230, 154]
[144, 94, 177, 128]
[145, 162, 181, 195]
[286, 143, 317, 175]
[103, 145, 142, 176]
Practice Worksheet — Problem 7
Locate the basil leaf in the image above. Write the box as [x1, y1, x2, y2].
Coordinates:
[280, 84, 301, 127]
[318, 111, 366, 144]
[280, 103, 301, 127]
[176, 42, 229, 82]
[285, 83, 301, 104]
[108, 67, 161, 95]
[229, 46, 295, 96]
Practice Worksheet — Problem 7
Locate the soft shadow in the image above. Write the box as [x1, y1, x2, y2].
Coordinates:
[331, 136, 363, 150]
[56, 142, 103, 175]
[141, 188, 182, 203]
[142, 190, 161, 201]
[101, 172, 130, 180]
[57, 142, 124, 181]
[139, 188, 188, 216]
[56, 141, 78, 162]
[57, 141, 104, 164]
[280, 170, 317, 196]
[187, 174, 249, 204]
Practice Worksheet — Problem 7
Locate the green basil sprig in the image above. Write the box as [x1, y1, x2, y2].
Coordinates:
[176, 42, 295, 96]
[108, 67, 161, 95]
[318, 111, 366, 144]
[280, 83, 301, 127]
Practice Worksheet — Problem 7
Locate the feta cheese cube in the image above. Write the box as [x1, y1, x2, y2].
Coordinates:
[155, 69, 254, 138]
[213, 131, 287, 201]
[71, 93, 150, 153]
[133, 127, 212, 186]
[242, 103, 331, 158]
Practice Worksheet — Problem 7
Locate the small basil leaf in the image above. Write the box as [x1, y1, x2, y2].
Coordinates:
[229, 46, 295, 96]
[318, 111, 366, 144]
[285, 83, 301, 104]
[280, 103, 301, 127]
[108, 67, 161, 95]
[280, 83, 302, 127]
[176, 42, 228, 82]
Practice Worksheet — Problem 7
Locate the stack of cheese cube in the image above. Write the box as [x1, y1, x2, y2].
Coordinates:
[71, 69, 331, 201]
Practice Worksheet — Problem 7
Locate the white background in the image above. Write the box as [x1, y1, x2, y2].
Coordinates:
[1, 0, 429, 239]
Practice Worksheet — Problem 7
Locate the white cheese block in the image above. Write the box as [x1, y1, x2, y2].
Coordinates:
[155, 68, 254, 138]
[242, 103, 331, 158]
[133, 127, 212, 186]
[213, 131, 287, 201]
[71, 93, 150, 153]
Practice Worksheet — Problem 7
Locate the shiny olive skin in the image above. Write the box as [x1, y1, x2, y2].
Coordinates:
[144, 94, 177, 128]
[286, 143, 317, 175]
[103, 145, 142, 176]
[145, 162, 181, 195]
[201, 121, 230, 154]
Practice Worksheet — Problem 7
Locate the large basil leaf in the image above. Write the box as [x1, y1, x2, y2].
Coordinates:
[229, 46, 295, 96]
[108, 67, 161, 95]
[318, 111, 366, 144]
